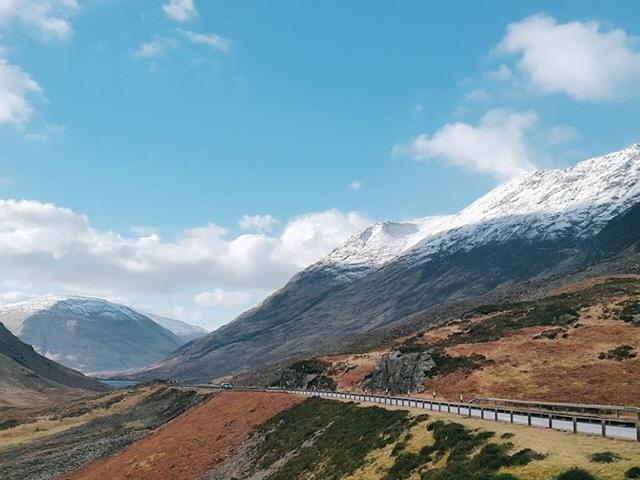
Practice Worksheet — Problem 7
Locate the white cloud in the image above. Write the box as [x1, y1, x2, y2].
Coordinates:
[546, 124, 580, 146]
[0, 0, 79, 41]
[25, 122, 64, 141]
[239, 214, 278, 233]
[130, 225, 158, 236]
[162, 0, 197, 23]
[465, 88, 490, 103]
[498, 14, 640, 101]
[133, 37, 177, 58]
[194, 288, 251, 307]
[348, 180, 362, 191]
[0, 199, 370, 306]
[393, 109, 538, 179]
[179, 29, 232, 52]
[485, 64, 513, 82]
[272, 209, 370, 268]
[0, 59, 42, 126]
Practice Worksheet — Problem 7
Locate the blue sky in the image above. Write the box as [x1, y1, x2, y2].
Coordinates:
[0, 0, 639, 328]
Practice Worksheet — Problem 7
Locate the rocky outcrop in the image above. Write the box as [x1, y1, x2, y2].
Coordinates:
[274, 360, 337, 391]
[362, 351, 436, 394]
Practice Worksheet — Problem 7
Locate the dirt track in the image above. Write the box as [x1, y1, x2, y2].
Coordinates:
[63, 391, 304, 480]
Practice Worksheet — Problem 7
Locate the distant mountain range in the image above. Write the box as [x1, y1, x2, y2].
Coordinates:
[0, 321, 107, 407]
[0, 297, 207, 374]
[128, 144, 640, 383]
[142, 312, 208, 343]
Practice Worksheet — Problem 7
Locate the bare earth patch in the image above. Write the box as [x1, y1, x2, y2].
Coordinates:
[63, 391, 305, 480]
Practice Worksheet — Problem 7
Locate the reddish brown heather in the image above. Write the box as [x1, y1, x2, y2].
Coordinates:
[63, 391, 305, 480]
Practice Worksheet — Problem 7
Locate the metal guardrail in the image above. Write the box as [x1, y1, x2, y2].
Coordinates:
[281, 389, 640, 442]
[475, 396, 640, 420]
[183, 384, 639, 442]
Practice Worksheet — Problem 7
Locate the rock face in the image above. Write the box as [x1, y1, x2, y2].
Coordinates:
[0, 297, 186, 374]
[131, 145, 640, 383]
[0, 322, 107, 407]
[274, 360, 337, 391]
[362, 351, 436, 394]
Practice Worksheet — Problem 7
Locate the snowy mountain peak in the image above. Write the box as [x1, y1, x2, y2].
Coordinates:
[316, 217, 449, 278]
[0, 296, 204, 341]
[321, 144, 640, 277]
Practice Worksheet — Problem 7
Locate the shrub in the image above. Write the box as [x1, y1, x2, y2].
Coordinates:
[589, 451, 622, 463]
[556, 468, 595, 480]
[0, 419, 19, 430]
[254, 398, 410, 480]
[598, 345, 637, 361]
[626, 466, 640, 478]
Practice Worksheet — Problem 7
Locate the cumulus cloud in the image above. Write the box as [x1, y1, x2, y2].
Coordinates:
[239, 214, 279, 233]
[194, 288, 252, 307]
[0, 0, 79, 41]
[498, 14, 640, 101]
[393, 109, 538, 179]
[0, 200, 370, 299]
[0, 60, 42, 125]
[179, 29, 232, 52]
[163, 0, 197, 23]
[133, 37, 177, 58]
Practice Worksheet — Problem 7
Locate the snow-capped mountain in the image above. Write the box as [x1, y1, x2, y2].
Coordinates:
[0, 296, 194, 374]
[321, 143, 640, 276]
[143, 312, 208, 342]
[129, 145, 640, 383]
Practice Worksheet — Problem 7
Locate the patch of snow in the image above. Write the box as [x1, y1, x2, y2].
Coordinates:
[318, 144, 640, 278]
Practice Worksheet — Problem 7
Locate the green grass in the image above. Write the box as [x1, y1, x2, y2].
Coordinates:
[443, 302, 579, 347]
[445, 278, 640, 348]
[252, 397, 411, 480]
[383, 420, 544, 480]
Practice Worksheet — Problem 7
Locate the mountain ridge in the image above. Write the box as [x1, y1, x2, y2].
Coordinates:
[120, 145, 640, 383]
[0, 296, 204, 374]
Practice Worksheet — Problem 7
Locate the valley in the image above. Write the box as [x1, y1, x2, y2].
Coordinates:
[2, 146, 640, 480]
[2, 387, 638, 480]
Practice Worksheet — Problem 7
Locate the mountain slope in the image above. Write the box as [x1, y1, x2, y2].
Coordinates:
[0, 297, 185, 374]
[134, 145, 640, 383]
[0, 322, 107, 407]
[143, 312, 208, 342]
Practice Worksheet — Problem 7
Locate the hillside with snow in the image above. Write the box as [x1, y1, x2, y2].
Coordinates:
[129, 145, 640, 383]
[0, 296, 201, 374]
[319, 144, 640, 276]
